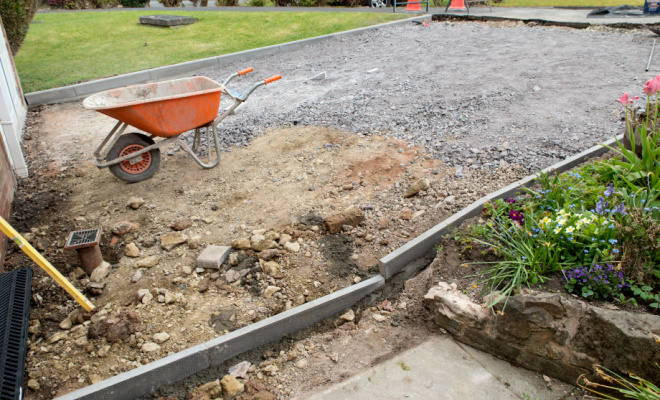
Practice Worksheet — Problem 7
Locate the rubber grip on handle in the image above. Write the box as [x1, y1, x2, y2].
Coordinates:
[237, 67, 253, 76]
[264, 75, 282, 85]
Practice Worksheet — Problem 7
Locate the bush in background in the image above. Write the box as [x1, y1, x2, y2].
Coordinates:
[118, 0, 148, 6]
[0, 0, 39, 55]
[216, 0, 238, 5]
[158, 0, 183, 6]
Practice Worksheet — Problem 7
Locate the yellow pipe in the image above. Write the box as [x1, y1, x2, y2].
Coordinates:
[0, 216, 95, 312]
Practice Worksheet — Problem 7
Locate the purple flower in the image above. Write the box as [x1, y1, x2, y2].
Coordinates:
[604, 184, 615, 198]
[509, 210, 524, 225]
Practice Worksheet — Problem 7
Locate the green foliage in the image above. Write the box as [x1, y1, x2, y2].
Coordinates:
[578, 365, 660, 400]
[564, 264, 628, 299]
[247, 0, 267, 6]
[0, 0, 39, 55]
[118, 0, 149, 7]
[158, 0, 183, 6]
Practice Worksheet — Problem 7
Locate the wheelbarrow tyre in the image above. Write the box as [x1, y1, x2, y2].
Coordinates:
[107, 133, 160, 183]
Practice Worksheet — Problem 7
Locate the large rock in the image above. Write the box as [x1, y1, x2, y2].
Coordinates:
[424, 281, 660, 385]
[403, 178, 430, 198]
[231, 238, 251, 250]
[89, 261, 111, 283]
[323, 208, 365, 234]
[220, 374, 244, 400]
[160, 232, 188, 251]
[136, 255, 159, 268]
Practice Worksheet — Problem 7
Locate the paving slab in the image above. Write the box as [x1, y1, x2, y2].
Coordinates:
[196, 245, 231, 269]
[304, 336, 575, 400]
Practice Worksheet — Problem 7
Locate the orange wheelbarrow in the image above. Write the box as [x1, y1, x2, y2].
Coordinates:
[83, 68, 281, 183]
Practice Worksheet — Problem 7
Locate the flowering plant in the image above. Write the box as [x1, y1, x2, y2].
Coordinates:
[564, 264, 629, 299]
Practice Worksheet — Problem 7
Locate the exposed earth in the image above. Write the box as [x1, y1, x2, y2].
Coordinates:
[5, 19, 654, 399]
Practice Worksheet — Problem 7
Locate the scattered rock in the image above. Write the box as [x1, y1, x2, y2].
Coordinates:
[220, 375, 244, 399]
[252, 240, 277, 252]
[127, 197, 145, 209]
[89, 261, 112, 283]
[198, 279, 211, 293]
[72, 267, 87, 280]
[261, 261, 279, 276]
[48, 331, 67, 344]
[378, 217, 389, 230]
[28, 319, 40, 335]
[171, 219, 192, 231]
[131, 270, 143, 283]
[89, 374, 103, 384]
[182, 265, 192, 275]
[229, 361, 251, 379]
[412, 210, 426, 220]
[198, 380, 222, 398]
[278, 234, 292, 245]
[225, 269, 248, 284]
[153, 332, 170, 343]
[27, 379, 40, 391]
[125, 242, 140, 258]
[231, 238, 251, 250]
[34, 237, 49, 251]
[283, 242, 300, 253]
[112, 221, 137, 236]
[188, 235, 203, 249]
[87, 282, 105, 296]
[263, 286, 281, 298]
[59, 317, 72, 330]
[339, 309, 355, 323]
[372, 314, 387, 322]
[400, 208, 412, 220]
[88, 311, 144, 343]
[136, 255, 159, 268]
[444, 195, 456, 205]
[323, 208, 365, 234]
[160, 232, 189, 251]
[257, 249, 279, 261]
[142, 342, 161, 352]
[229, 253, 239, 266]
[403, 178, 430, 198]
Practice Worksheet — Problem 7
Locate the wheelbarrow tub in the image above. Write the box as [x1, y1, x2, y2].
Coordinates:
[83, 77, 223, 138]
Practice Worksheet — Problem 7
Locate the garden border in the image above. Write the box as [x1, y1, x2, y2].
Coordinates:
[53, 135, 621, 400]
[23, 15, 428, 106]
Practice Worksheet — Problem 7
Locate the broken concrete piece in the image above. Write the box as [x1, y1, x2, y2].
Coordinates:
[261, 261, 279, 276]
[225, 268, 248, 284]
[125, 242, 139, 258]
[310, 71, 326, 81]
[229, 361, 251, 379]
[197, 245, 231, 269]
[323, 208, 365, 234]
[160, 232, 188, 251]
[263, 286, 281, 298]
[283, 242, 300, 253]
[89, 261, 111, 283]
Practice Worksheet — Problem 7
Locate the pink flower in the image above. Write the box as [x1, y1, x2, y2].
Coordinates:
[615, 93, 639, 106]
[644, 78, 660, 96]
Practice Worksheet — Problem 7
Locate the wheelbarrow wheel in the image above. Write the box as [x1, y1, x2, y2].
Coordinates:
[107, 133, 160, 183]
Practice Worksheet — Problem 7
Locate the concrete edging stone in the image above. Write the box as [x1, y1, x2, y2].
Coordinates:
[24, 15, 429, 106]
[54, 275, 385, 400]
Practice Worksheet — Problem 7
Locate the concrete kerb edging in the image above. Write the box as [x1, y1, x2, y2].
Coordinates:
[378, 135, 622, 279]
[24, 15, 429, 106]
[54, 275, 385, 400]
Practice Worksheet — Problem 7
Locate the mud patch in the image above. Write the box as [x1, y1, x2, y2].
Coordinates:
[320, 234, 357, 278]
[298, 212, 323, 227]
[209, 308, 238, 333]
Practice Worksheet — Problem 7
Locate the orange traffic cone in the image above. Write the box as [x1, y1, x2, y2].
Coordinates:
[405, 0, 421, 11]
[448, 0, 467, 10]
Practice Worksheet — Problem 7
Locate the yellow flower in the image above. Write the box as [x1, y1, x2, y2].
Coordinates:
[554, 227, 562, 234]
[543, 242, 551, 247]
[559, 209, 567, 216]
[541, 217, 551, 225]
[566, 226, 575, 234]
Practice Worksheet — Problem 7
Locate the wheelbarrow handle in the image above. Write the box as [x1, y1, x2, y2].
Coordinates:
[238, 67, 254, 76]
[264, 75, 282, 85]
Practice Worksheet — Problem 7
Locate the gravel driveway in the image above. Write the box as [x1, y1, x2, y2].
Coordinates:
[196, 20, 649, 175]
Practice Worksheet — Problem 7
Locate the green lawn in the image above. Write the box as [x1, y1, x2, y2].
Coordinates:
[15, 11, 406, 93]
[496, 0, 643, 6]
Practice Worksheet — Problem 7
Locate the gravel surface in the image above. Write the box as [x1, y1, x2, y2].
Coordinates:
[195, 20, 649, 174]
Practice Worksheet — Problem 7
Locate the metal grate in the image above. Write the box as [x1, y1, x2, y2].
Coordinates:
[0, 268, 33, 400]
[66, 228, 101, 249]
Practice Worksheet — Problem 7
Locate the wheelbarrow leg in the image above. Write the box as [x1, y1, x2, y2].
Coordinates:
[178, 122, 221, 169]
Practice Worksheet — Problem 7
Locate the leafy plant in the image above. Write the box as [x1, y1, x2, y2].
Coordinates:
[578, 365, 660, 400]
[158, 0, 183, 6]
[615, 207, 660, 283]
[631, 284, 660, 310]
[88, 0, 119, 7]
[0, 0, 39, 55]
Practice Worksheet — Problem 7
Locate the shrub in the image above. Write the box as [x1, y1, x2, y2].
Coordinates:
[48, 0, 86, 8]
[215, 0, 238, 5]
[0, 0, 39, 55]
[158, 0, 182, 6]
[247, 0, 266, 5]
[119, 0, 148, 6]
[89, 0, 119, 8]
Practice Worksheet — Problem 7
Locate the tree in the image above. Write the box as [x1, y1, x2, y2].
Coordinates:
[0, 0, 39, 56]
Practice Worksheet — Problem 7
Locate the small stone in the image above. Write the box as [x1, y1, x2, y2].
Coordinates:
[136, 255, 159, 268]
[279, 234, 292, 245]
[252, 239, 277, 252]
[199, 380, 222, 398]
[250, 234, 266, 244]
[131, 270, 143, 283]
[48, 331, 67, 344]
[34, 237, 49, 251]
[263, 286, 281, 298]
[403, 179, 430, 198]
[231, 238, 251, 250]
[295, 359, 309, 369]
[89, 374, 103, 384]
[444, 196, 456, 205]
[153, 332, 170, 343]
[229, 253, 239, 266]
[112, 221, 137, 236]
[412, 210, 426, 220]
[141, 342, 161, 352]
[90, 261, 112, 283]
[211, 205, 218, 211]
[372, 314, 386, 322]
[59, 317, 72, 330]
[263, 365, 279, 375]
[225, 269, 248, 284]
[378, 217, 389, 230]
[27, 379, 40, 391]
[257, 249, 279, 261]
[160, 232, 188, 251]
[339, 309, 355, 323]
[188, 235, 203, 249]
[533, 85, 541, 92]
[323, 208, 365, 234]
[171, 219, 192, 231]
[28, 319, 40, 335]
[73, 267, 87, 280]
[283, 242, 300, 253]
[229, 361, 251, 379]
[198, 279, 211, 293]
[400, 208, 412, 220]
[220, 374, 244, 399]
[141, 291, 153, 304]
[87, 282, 105, 296]
[310, 71, 326, 81]
[127, 197, 145, 209]
[136, 288, 150, 300]
[261, 261, 279, 276]
[182, 265, 192, 275]
[125, 243, 139, 258]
